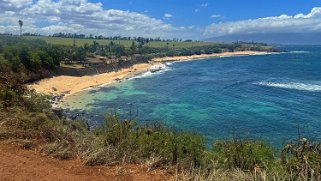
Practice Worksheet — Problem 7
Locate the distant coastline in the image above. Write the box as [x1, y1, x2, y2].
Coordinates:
[28, 51, 269, 100]
[152, 51, 272, 62]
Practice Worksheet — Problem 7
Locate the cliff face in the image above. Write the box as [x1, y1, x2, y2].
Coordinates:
[27, 69, 55, 82]
[57, 59, 149, 77]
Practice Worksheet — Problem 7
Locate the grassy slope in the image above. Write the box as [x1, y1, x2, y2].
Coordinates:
[23, 36, 217, 48]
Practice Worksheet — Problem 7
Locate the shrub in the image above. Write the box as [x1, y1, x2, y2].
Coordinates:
[41, 141, 74, 160]
[282, 138, 321, 179]
[91, 115, 206, 167]
[22, 90, 51, 112]
[0, 57, 11, 72]
[213, 139, 275, 170]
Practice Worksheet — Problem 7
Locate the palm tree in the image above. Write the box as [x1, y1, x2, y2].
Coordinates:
[18, 20, 23, 36]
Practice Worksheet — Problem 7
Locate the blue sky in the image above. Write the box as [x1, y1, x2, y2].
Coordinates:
[98, 0, 321, 25]
[1, 0, 321, 39]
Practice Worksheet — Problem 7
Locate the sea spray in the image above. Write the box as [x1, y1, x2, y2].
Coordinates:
[255, 80, 321, 92]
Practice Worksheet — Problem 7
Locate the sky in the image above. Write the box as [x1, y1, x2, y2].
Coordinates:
[1, 0, 321, 39]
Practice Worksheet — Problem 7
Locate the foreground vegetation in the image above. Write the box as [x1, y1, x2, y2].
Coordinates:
[1, 69, 321, 180]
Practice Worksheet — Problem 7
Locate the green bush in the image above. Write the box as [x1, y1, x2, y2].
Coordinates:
[213, 139, 275, 170]
[0, 57, 11, 72]
[22, 90, 51, 112]
[91, 115, 206, 167]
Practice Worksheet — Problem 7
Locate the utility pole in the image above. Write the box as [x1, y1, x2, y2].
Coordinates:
[18, 20, 23, 36]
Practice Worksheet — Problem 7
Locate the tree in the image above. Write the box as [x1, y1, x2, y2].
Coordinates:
[0, 56, 11, 72]
[10, 56, 23, 72]
[114, 45, 125, 57]
[18, 20, 23, 36]
[19, 46, 32, 69]
[138, 43, 143, 53]
[130, 41, 137, 53]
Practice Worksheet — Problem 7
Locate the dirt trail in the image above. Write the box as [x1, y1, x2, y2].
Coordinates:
[0, 142, 171, 181]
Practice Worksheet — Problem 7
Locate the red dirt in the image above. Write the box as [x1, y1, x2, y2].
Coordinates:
[0, 142, 172, 181]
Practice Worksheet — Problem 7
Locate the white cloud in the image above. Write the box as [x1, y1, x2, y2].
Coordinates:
[211, 14, 223, 19]
[195, 3, 208, 13]
[188, 25, 195, 30]
[0, 0, 193, 38]
[204, 7, 321, 37]
[0, 0, 33, 10]
[164, 13, 173, 19]
[201, 3, 208, 7]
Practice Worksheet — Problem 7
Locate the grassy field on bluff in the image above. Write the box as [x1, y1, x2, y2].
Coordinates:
[23, 36, 217, 48]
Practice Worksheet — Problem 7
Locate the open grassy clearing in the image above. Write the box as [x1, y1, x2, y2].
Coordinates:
[60, 62, 85, 69]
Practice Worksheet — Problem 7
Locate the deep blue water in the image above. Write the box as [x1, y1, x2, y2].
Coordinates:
[64, 46, 321, 147]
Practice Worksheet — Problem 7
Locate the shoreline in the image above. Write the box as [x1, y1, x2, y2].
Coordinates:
[27, 63, 151, 99]
[28, 51, 268, 100]
[151, 51, 270, 62]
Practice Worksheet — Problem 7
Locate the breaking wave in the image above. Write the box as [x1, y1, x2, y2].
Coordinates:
[289, 51, 310, 54]
[255, 80, 321, 92]
[128, 66, 170, 80]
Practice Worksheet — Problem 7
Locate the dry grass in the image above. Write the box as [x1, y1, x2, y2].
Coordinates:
[6, 139, 35, 149]
[60, 62, 85, 69]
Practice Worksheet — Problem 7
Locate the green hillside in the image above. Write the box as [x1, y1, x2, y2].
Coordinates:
[23, 36, 217, 48]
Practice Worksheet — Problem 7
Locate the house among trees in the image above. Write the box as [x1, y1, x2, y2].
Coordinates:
[106, 56, 118, 64]
[64, 58, 72, 64]
[98, 56, 107, 61]
[120, 56, 129, 62]
[131, 54, 146, 62]
[84, 56, 107, 67]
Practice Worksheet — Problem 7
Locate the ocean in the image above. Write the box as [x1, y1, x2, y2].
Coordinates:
[63, 45, 321, 148]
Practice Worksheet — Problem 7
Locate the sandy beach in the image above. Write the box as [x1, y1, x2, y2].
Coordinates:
[152, 51, 267, 62]
[28, 51, 266, 97]
[28, 63, 151, 97]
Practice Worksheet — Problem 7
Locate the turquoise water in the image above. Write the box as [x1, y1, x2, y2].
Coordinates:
[64, 46, 321, 147]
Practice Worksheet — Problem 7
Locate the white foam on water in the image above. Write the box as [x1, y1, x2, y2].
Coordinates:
[165, 62, 174, 66]
[128, 66, 171, 80]
[255, 81, 321, 92]
[289, 51, 310, 54]
[128, 71, 154, 80]
[97, 82, 113, 88]
[253, 52, 273, 55]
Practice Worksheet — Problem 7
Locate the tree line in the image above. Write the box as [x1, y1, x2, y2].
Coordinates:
[0, 35, 277, 82]
[0, 32, 191, 42]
